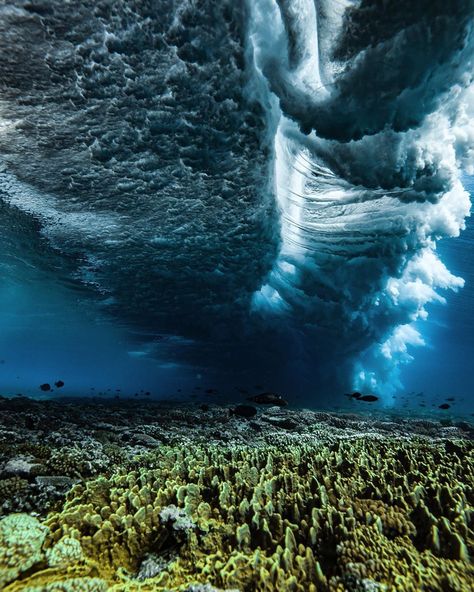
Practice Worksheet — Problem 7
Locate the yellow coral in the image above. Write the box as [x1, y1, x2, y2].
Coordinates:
[1, 438, 473, 591]
[0, 514, 49, 588]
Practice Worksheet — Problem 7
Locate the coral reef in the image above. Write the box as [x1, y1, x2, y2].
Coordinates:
[0, 398, 472, 591]
[0, 514, 48, 587]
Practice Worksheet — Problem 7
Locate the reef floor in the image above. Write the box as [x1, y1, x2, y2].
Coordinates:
[0, 396, 473, 592]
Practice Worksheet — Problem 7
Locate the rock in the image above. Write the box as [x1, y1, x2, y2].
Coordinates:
[35, 476, 76, 491]
[137, 553, 171, 580]
[230, 405, 258, 418]
[264, 416, 299, 430]
[2, 457, 35, 478]
[132, 433, 161, 447]
[248, 392, 288, 406]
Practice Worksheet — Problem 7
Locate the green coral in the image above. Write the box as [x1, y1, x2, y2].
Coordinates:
[0, 514, 48, 587]
[0, 477, 30, 508]
[21, 577, 107, 592]
[1, 438, 473, 591]
[46, 537, 84, 567]
[46, 445, 108, 479]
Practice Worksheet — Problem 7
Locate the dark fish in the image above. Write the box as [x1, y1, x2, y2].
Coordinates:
[200, 404, 210, 412]
[254, 385, 264, 389]
[248, 392, 288, 406]
[54, 380, 64, 388]
[39, 383, 51, 392]
[230, 405, 258, 418]
[145, 391, 151, 396]
[439, 403, 450, 410]
[446, 397, 455, 402]
[345, 391, 362, 399]
[205, 388, 218, 394]
[358, 395, 379, 402]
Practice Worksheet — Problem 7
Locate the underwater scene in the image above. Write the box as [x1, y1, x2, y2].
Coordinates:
[0, 1, 473, 591]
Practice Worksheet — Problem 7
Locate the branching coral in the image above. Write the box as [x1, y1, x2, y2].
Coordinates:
[1, 438, 472, 591]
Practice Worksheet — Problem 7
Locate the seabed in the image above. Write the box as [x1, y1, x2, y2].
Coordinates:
[0, 396, 472, 592]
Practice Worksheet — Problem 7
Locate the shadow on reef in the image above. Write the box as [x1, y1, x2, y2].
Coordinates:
[0, 398, 473, 591]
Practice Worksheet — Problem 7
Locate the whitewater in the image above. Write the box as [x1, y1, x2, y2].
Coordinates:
[248, 0, 474, 395]
[0, 0, 474, 402]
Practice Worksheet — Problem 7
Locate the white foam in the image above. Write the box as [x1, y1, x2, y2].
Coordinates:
[247, 0, 474, 396]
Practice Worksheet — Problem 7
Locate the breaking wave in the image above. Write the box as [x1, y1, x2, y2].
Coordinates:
[247, 0, 474, 394]
[1, 0, 474, 397]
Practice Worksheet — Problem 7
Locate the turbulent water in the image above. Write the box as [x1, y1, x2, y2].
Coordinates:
[1, 1, 474, 404]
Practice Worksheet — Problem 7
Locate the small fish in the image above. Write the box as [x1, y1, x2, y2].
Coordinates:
[248, 392, 288, 406]
[358, 395, 379, 402]
[446, 397, 455, 402]
[230, 405, 258, 418]
[205, 388, 218, 394]
[200, 404, 210, 412]
[439, 403, 450, 410]
[345, 391, 362, 399]
[55, 380, 64, 388]
[145, 391, 151, 396]
[40, 383, 51, 392]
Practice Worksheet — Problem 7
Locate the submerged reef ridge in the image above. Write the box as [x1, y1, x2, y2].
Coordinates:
[0, 398, 472, 591]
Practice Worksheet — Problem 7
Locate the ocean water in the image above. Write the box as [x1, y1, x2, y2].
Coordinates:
[399, 176, 474, 414]
[0, 1, 474, 415]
